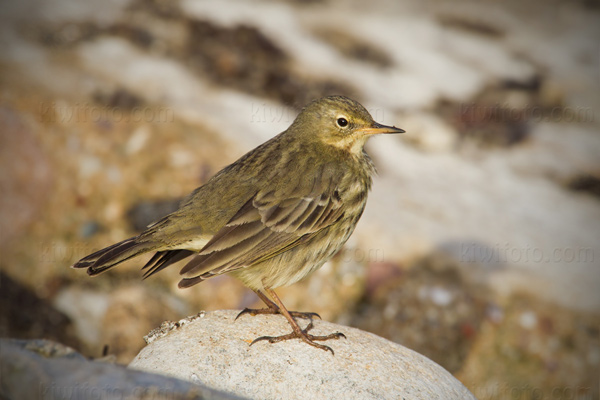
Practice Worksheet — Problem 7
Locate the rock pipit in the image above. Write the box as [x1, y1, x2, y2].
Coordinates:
[72, 96, 404, 354]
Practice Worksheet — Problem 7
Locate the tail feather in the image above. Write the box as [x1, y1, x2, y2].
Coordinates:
[71, 240, 126, 268]
[142, 250, 195, 279]
[71, 237, 157, 276]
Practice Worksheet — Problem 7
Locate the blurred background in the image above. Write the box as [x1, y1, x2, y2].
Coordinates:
[0, 0, 598, 398]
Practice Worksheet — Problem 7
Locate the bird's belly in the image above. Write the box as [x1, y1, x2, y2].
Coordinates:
[230, 217, 358, 291]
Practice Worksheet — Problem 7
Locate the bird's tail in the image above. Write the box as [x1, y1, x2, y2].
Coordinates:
[71, 237, 157, 276]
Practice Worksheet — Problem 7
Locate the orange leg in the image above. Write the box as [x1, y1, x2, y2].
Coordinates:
[236, 288, 345, 354]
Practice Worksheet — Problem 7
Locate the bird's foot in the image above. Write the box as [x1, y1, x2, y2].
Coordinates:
[250, 320, 345, 355]
[236, 307, 321, 321]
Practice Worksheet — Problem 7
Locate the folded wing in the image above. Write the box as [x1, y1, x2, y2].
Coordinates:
[178, 178, 344, 288]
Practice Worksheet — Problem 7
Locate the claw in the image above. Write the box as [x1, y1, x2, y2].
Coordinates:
[290, 311, 321, 320]
[248, 320, 345, 354]
[239, 289, 343, 354]
[235, 308, 261, 320]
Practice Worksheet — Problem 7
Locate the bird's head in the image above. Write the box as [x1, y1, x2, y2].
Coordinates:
[290, 95, 404, 155]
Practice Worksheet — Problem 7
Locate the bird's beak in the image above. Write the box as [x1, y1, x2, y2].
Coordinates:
[358, 122, 405, 135]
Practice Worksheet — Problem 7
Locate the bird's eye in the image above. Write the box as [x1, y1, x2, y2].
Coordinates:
[336, 117, 349, 128]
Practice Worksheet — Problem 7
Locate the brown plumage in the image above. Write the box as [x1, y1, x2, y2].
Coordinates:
[72, 95, 404, 353]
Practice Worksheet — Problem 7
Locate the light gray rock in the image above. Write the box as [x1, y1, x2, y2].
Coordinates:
[129, 311, 477, 400]
[0, 338, 241, 400]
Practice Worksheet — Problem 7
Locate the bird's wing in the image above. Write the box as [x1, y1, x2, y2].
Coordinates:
[178, 180, 344, 287]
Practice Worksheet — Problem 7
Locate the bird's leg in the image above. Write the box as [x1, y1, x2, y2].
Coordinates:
[235, 289, 321, 320]
[248, 288, 346, 355]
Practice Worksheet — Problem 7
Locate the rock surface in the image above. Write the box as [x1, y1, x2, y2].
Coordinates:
[129, 311, 477, 400]
[0, 0, 598, 395]
[0, 338, 241, 400]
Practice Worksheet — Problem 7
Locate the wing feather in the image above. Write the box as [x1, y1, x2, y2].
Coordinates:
[178, 179, 344, 283]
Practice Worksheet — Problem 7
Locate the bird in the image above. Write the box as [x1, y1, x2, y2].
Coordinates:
[72, 95, 404, 354]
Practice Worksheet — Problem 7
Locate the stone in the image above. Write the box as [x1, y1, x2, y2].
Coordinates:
[0, 338, 240, 400]
[352, 256, 489, 374]
[129, 310, 477, 400]
[456, 293, 599, 400]
[53, 284, 190, 362]
[0, 106, 52, 248]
